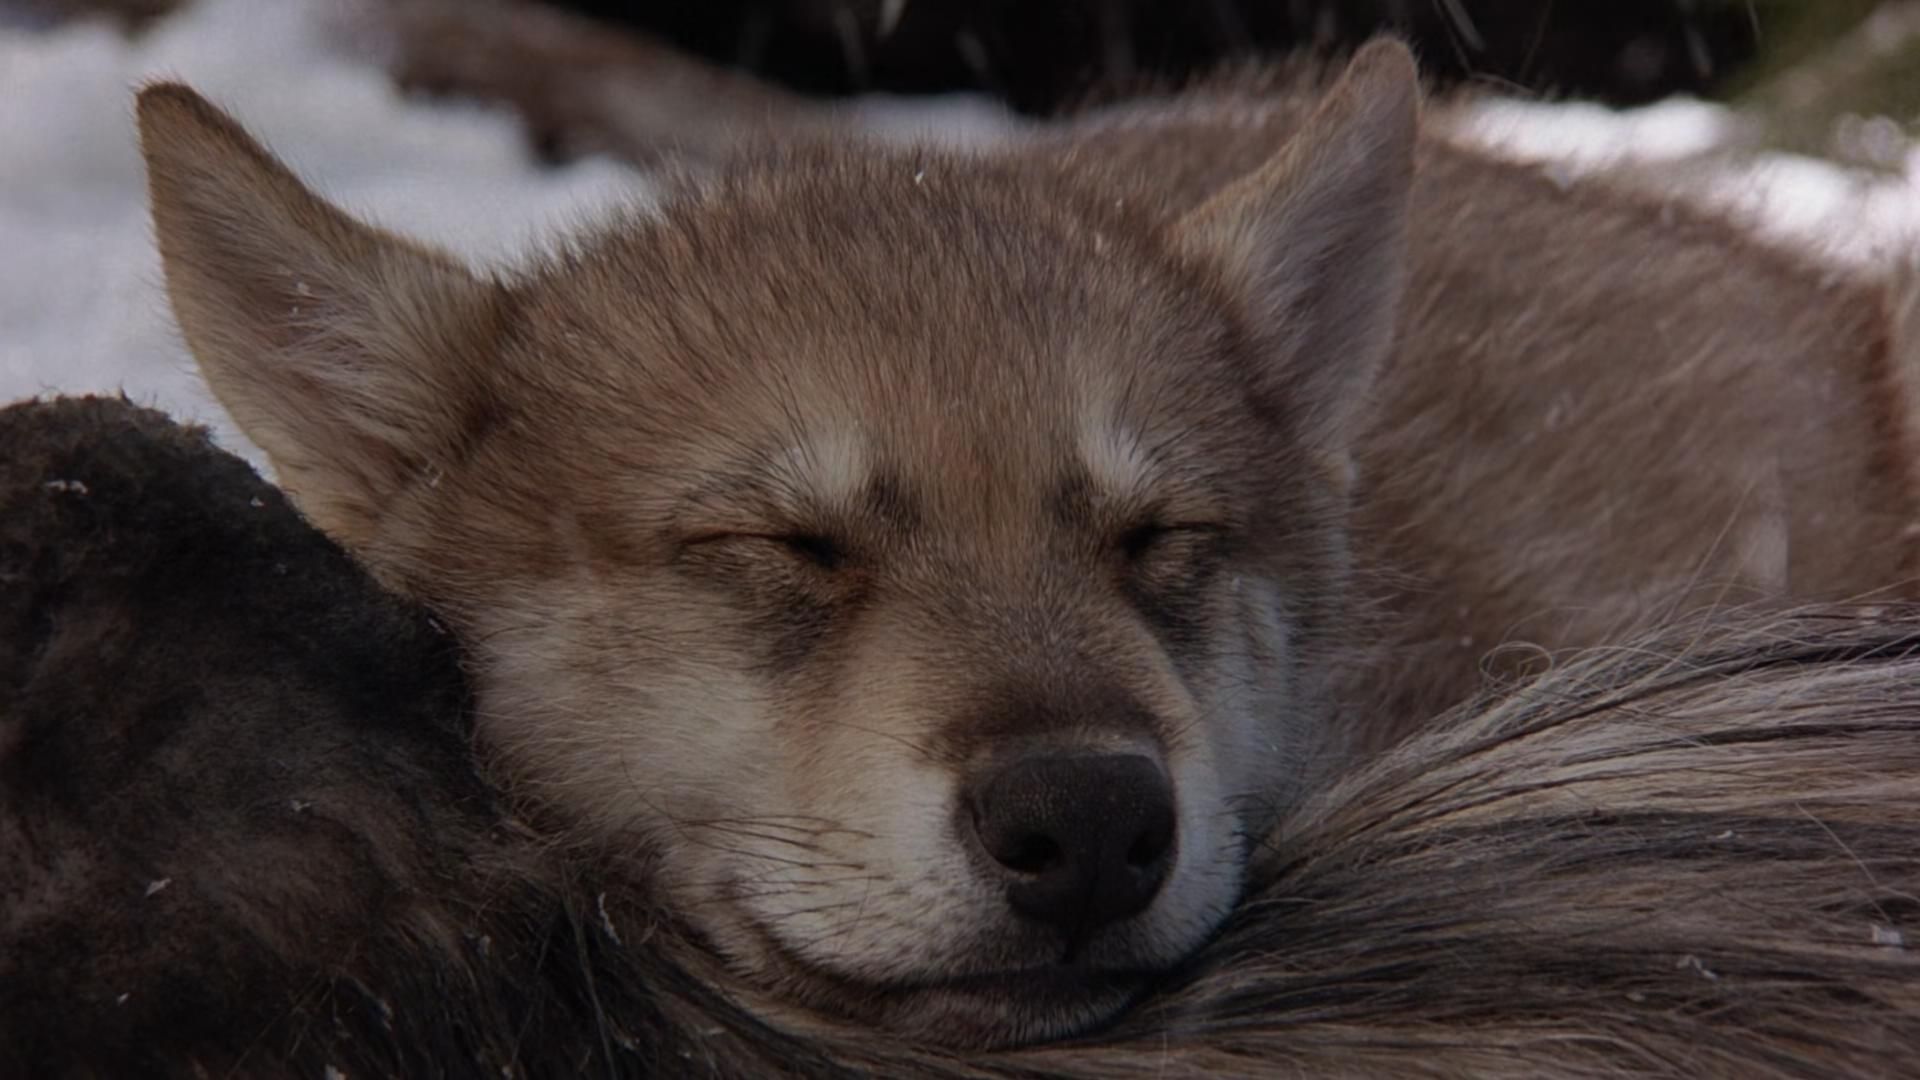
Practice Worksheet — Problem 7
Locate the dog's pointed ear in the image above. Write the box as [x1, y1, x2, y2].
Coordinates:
[137, 83, 504, 550]
[1171, 39, 1419, 462]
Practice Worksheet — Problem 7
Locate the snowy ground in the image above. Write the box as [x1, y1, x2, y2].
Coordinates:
[1459, 97, 1920, 268]
[0, 0, 640, 459]
[2, 0, 1916, 465]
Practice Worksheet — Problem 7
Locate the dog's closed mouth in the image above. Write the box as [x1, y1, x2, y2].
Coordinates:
[749, 911, 1166, 998]
[914, 963, 1159, 997]
[873, 965, 1160, 1049]
[738, 910, 1167, 1042]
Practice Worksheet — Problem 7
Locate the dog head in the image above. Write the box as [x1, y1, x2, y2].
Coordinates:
[138, 42, 1416, 1047]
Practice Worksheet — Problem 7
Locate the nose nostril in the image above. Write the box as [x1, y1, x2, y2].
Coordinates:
[966, 751, 1178, 934]
[996, 831, 1063, 875]
[1126, 817, 1174, 869]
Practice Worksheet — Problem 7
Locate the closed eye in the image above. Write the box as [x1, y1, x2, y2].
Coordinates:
[686, 531, 847, 571]
[774, 532, 845, 570]
[1120, 522, 1170, 562]
[1119, 521, 1223, 562]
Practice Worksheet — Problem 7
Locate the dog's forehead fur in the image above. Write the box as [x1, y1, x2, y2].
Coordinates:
[496, 149, 1286, 532]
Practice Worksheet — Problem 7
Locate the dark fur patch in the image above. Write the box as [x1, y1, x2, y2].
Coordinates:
[861, 472, 919, 533]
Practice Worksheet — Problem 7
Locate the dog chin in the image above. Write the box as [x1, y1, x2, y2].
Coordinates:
[739, 921, 1162, 1048]
[880, 970, 1156, 1048]
[804, 960, 1155, 1049]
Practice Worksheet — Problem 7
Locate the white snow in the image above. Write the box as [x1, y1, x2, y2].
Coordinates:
[1464, 96, 1742, 166]
[0, 0, 640, 461]
[1, 0, 1915, 465]
[1458, 96, 1920, 267]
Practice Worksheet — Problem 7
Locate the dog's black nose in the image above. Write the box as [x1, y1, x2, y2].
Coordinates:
[967, 753, 1177, 934]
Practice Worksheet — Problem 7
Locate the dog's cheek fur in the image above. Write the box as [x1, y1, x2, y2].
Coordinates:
[705, 605, 995, 979]
[463, 582, 784, 832]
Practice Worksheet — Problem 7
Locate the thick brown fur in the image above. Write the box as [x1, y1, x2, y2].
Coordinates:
[127, 36, 1920, 1046]
[1005, 74, 1920, 747]
[135, 46, 1429, 1045]
[378, 1, 1920, 744]
[5, 398, 1919, 1077]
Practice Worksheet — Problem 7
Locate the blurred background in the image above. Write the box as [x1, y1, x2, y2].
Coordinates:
[1, 0, 1916, 458]
[11, 1, 1918, 130]
[9, 1, 1915, 113]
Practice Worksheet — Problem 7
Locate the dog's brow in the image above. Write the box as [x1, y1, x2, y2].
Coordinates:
[1061, 417, 1242, 530]
[674, 431, 873, 524]
[775, 429, 870, 508]
[1077, 414, 1158, 507]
